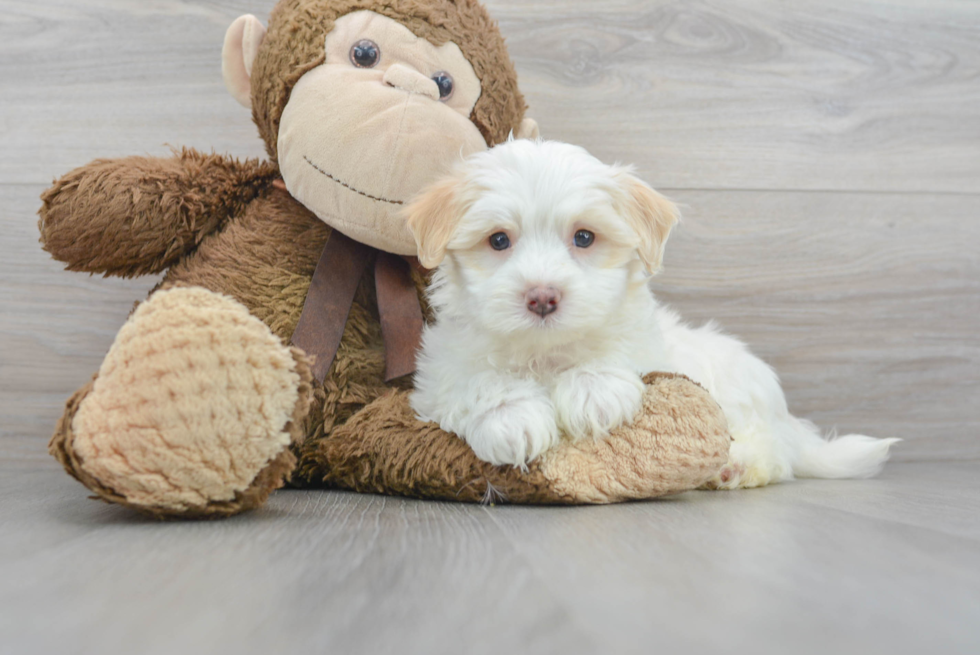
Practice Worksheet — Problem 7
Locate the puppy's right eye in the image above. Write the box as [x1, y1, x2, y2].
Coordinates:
[573, 229, 595, 248]
[489, 232, 511, 250]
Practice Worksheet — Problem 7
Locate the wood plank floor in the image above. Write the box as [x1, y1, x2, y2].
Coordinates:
[1, 0, 978, 652]
[2, 460, 978, 654]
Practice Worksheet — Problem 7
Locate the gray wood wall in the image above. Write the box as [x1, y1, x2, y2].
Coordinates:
[2, 0, 977, 464]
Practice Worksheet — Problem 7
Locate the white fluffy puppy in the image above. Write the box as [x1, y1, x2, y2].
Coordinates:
[405, 139, 898, 488]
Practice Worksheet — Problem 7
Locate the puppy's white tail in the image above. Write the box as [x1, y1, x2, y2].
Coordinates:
[787, 417, 900, 479]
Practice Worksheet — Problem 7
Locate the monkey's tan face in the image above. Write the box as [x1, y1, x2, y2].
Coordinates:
[277, 11, 488, 255]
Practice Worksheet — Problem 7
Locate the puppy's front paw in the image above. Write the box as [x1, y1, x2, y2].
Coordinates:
[464, 396, 560, 468]
[553, 368, 644, 441]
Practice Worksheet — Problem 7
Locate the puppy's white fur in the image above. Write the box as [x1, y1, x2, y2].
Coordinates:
[406, 139, 898, 487]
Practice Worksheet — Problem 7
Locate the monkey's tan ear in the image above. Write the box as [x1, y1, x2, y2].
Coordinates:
[616, 172, 680, 274]
[222, 15, 267, 108]
[403, 177, 465, 269]
[517, 117, 540, 140]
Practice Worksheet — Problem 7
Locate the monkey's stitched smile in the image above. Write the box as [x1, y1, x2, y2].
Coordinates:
[303, 156, 404, 205]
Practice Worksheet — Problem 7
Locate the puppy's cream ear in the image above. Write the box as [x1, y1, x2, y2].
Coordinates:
[517, 117, 540, 140]
[403, 176, 464, 269]
[616, 172, 679, 274]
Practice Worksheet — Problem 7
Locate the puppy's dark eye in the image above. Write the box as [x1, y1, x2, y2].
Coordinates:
[574, 230, 595, 248]
[432, 72, 454, 100]
[489, 232, 511, 251]
[350, 40, 380, 68]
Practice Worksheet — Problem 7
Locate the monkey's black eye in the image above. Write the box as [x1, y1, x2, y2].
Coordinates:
[489, 232, 510, 251]
[350, 40, 380, 68]
[573, 230, 595, 248]
[432, 72, 454, 100]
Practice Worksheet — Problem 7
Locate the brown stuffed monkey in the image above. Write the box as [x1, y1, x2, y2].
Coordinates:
[40, 0, 730, 519]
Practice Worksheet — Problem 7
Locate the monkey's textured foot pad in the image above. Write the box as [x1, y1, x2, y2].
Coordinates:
[299, 372, 730, 504]
[50, 286, 313, 518]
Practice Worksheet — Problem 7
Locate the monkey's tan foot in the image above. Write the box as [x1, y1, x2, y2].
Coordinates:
[49, 287, 313, 518]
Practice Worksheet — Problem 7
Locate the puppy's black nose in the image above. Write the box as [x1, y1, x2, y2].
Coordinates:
[525, 287, 561, 318]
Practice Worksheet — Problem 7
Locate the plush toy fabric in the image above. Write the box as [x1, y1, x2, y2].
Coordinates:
[40, 0, 730, 518]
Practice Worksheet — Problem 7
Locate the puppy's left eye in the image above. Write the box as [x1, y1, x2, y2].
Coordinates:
[489, 232, 511, 250]
[573, 230, 595, 248]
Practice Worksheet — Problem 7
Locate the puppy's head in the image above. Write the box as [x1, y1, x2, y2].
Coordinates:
[403, 140, 678, 338]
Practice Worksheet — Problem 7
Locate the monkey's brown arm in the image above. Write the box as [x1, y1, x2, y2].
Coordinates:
[39, 148, 279, 277]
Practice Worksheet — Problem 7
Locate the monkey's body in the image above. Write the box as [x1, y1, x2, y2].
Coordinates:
[42, 150, 400, 511]
[39, 0, 731, 518]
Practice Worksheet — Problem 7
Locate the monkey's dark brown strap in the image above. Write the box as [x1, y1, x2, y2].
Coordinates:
[291, 231, 374, 383]
[375, 252, 425, 382]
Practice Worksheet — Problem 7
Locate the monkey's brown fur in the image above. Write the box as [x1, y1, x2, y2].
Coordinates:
[39, 0, 730, 518]
[39, 149, 280, 278]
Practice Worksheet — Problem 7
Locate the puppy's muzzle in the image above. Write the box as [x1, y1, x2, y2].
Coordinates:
[525, 286, 561, 318]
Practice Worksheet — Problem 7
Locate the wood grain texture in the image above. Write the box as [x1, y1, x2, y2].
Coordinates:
[494, 0, 980, 193]
[656, 189, 980, 459]
[1, 460, 978, 654]
[4, 1, 978, 191]
[0, 0, 273, 185]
